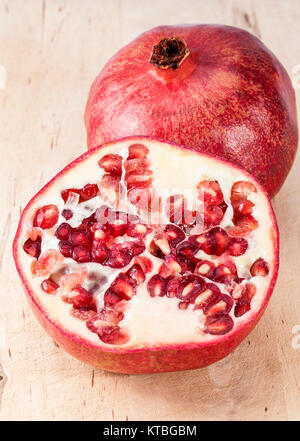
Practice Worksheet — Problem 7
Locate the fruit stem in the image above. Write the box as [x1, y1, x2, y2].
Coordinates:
[149, 37, 195, 82]
[150, 37, 190, 70]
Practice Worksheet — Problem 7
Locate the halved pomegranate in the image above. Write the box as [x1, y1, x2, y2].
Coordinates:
[13, 138, 279, 374]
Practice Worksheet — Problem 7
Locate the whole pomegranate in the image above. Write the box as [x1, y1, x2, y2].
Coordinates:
[14, 138, 279, 374]
[85, 24, 298, 198]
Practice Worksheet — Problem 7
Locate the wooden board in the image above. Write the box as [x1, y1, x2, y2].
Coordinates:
[0, 0, 299, 421]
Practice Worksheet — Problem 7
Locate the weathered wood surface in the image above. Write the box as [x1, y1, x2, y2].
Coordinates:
[0, 0, 299, 420]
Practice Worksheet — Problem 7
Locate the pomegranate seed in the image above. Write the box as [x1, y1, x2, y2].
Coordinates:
[191, 227, 229, 256]
[33, 205, 59, 229]
[178, 259, 197, 273]
[250, 258, 269, 277]
[94, 323, 130, 345]
[59, 240, 73, 258]
[128, 241, 146, 257]
[41, 278, 58, 294]
[91, 223, 111, 242]
[99, 174, 123, 204]
[58, 268, 88, 295]
[72, 246, 91, 263]
[234, 301, 251, 317]
[97, 308, 124, 324]
[124, 158, 150, 173]
[98, 154, 122, 175]
[206, 227, 230, 255]
[246, 283, 256, 300]
[80, 184, 99, 201]
[228, 237, 248, 256]
[71, 308, 97, 321]
[176, 240, 198, 263]
[127, 223, 150, 238]
[178, 301, 189, 310]
[228, 216, 258, 237]
[125, 163, 151, 178]
[227, 282, 245, 300]
[109, 214, 128, 237]
[55, 223, 72, 240]
[128, 143, 149, 159]
[63, 285, 96, 310]
[204, 294, 233, 317]
[175, 275, 205, 301]
[61, 188, 81, 204]
[134, 256, 153, 273]
[70, 230, 92, 248]
[166, 277, 181, 298]
[212, 261, 237, 284]
[164, 224, 185, 248]
[79, 213, 96, 230]
[204, 315, 234, 335]
[32, 249, 64, 277]
[23, 237, 41, 258]
[127, 188, 154, 211]
[194, 260, 215, 278]
[125, 169, 153, 191]
[203, 204, 224, 227]
[104, 290, 124, 308]
[197, 180, 223, 205]
[62, 209, 73, 220]
[106, 244, 132, 268]
[151, 235, 171, 256]
[110, 273, 137, 300]
[91, 243, 108, 264]
[126, 264, 145, 284]
[219, 201, 228, 214]
[159, 254, 182, 278]
[62, 185, 98, 204]
[233, 283, 255, 317]
[149, 240, 165, 259]
[147, 275, 167, 297]
[193, 284, 220, 310]
[86, 309, 129, 343]
[27, 227, 41, 241]
[233, 200, 255, 219]
[231, 181, 257, 204]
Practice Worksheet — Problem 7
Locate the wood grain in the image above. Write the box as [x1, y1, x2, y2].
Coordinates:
[0, 0, 299, 421]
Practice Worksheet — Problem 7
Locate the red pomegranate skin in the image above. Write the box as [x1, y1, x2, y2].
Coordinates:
[85, 24, 298, 198]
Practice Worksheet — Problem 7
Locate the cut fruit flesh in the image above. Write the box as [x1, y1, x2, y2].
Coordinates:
[13, 138, 279, 374]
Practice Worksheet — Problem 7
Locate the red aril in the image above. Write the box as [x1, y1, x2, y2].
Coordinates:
[62, 285, 97, 311]
[13, 138, 279, 374]
[41, 278, 59, 295]
[33, 205, 59, 229]
[228, 238, 248, 256]
[85, 25, 297, 198]
[98, 154, 122, 175]
[23, 236, 41, 259]
[250, 258, 269, 277]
